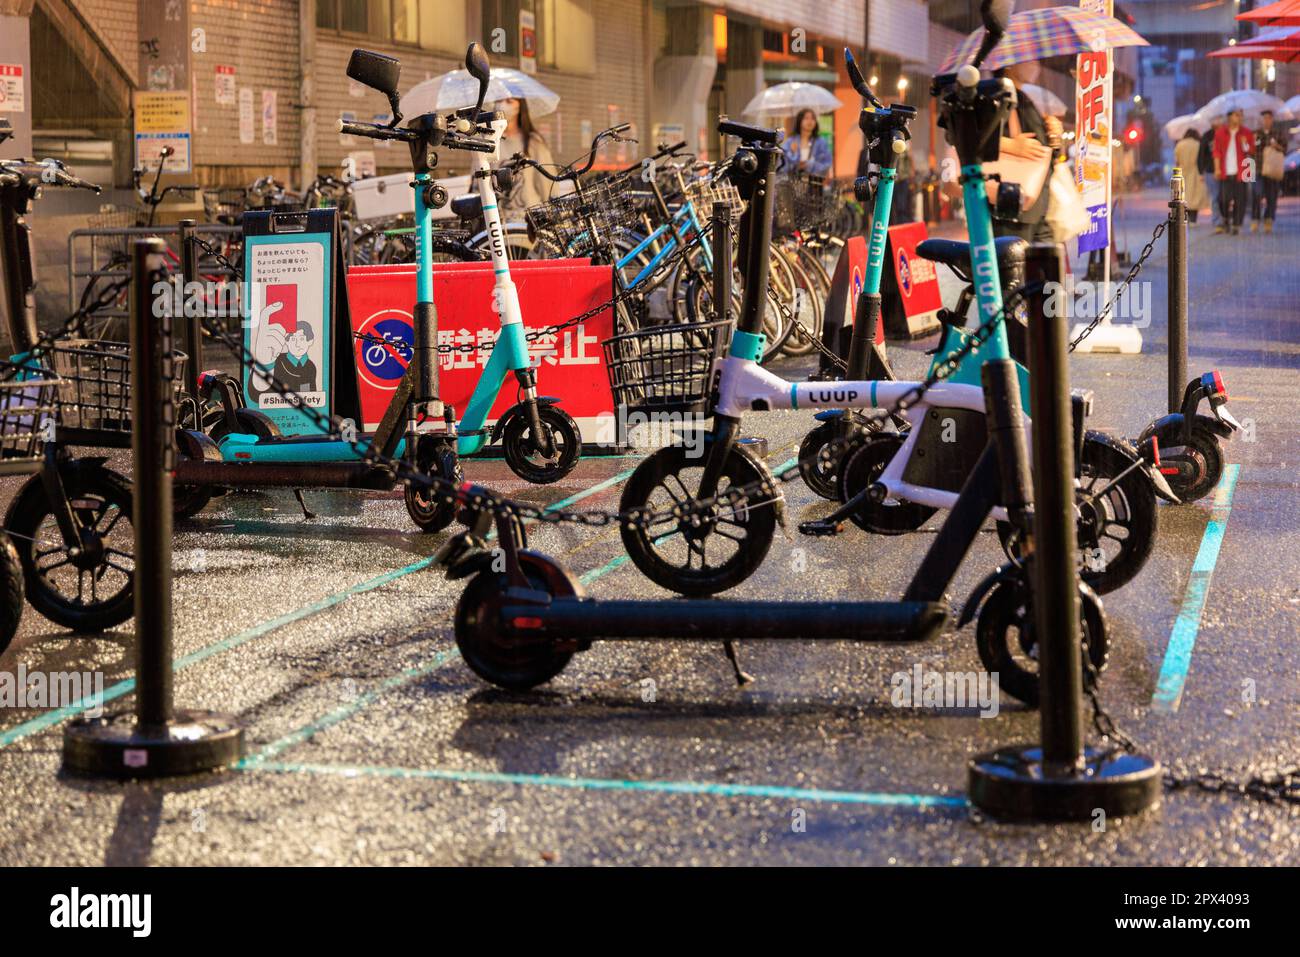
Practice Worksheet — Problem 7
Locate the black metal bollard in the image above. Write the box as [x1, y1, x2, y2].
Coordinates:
[1167, 170, 1188, 415]
[968, 244, 1160, 821]
[178, 219, 204, 404]
[712, 201, 731, 317]
[63, 238, 243, 779]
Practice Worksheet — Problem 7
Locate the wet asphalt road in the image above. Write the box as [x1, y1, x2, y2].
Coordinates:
[1, 191, 1297, 866]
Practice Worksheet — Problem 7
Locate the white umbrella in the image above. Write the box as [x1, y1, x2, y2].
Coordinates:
[1195, 90, 1292, 126]
[1286, 148, 1300, 173]
[1164, 113, 1210, 140]
[1285, 94, 1300, 117]
[742, 82, 842, 117]
[1019, 83, 1066, 118]
[399, 67, 560, 118]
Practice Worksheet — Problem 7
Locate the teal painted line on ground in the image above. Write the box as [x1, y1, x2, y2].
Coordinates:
[243, 760, 969, 809]
[0, 466, 635, 749]
[1152, 464, 1241, 714]
[238, 648, 462, 766]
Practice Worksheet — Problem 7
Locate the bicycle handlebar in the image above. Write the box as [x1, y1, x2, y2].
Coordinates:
[340, 118, 418, 143]
[0, 159, 102, 193]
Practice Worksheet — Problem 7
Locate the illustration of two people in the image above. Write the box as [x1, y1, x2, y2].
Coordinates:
[250, 297, 319, 401]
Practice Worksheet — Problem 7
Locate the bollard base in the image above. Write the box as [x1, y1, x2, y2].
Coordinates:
[968, 745, 1161, 821]
[62, 709, 244, 779]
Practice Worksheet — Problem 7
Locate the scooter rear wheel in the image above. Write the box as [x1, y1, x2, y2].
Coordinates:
[1150, 421, 1224, 503]
[837, 433, 937, 535]
[798, 421, 842, 500]
[619, 444, 779, 596]
[6, 462, 135, 632]
[502, 404, 581, 484]
[975, 577, 1108, 708]
[455, 553, 580, 690]
[404, 443, 463, 533]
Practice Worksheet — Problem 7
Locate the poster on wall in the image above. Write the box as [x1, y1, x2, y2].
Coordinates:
[0, 65, 25, 112]
[262, 89, 278, 146]
[239, 87, 255, 144]
[134, 90, 192, 172]
[519, 9, 537, 74]
[1074, 0, 1112, 254]
[215, 65, 236, 106]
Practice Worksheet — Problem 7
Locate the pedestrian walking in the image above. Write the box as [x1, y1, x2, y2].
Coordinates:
[498, 97, 570, 219]
[1251, 109, 1286, 233]
[1212, 109, 1255, 235]
[1174, 128, 1209, 223]
[1199, 116, 1224, 230]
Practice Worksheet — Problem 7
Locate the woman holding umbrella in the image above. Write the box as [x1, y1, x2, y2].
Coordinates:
[1174, 128, 1209, 224]
[782, 108, 833, 178]
[498, 97, 569, 219]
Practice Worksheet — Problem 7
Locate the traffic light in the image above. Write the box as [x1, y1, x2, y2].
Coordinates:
[1123, 121, 1145, 146]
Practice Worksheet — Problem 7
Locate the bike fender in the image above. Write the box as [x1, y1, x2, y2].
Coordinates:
[176, 428, 222, 463]
[445, 549, 496, 581]
[1136, 413, 1182, 447]
[957, 562, 1020, 629]
[489, 405, 524, 444]
[813, 410, 845, 422]
[1196, 412, 1235, 439]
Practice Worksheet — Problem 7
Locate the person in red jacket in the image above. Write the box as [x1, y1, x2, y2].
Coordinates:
[1212, 109, 1256, 235]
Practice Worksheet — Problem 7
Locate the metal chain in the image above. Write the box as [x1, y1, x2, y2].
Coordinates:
[1079, 613, 1299, 805]
[190, 234, 245, 279]
[1067, 217, 1167, 352]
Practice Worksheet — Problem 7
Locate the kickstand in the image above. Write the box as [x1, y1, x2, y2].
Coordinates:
[723, 640, 754, 687]
[293, 488, 316, 520]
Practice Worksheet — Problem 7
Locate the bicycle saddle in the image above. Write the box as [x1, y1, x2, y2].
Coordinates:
[451, 193, 483, 220]
[915, 236, 1027, 279]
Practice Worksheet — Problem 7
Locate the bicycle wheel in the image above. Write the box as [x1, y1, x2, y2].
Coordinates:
[775, 249, 824, 358]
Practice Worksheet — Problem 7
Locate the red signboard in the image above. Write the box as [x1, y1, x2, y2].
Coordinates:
[888, 222, 942, 330]
[345, 261, 618, 444]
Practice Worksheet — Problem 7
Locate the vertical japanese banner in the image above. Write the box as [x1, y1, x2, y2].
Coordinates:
[262, 90, 278, 146]
[1074, 0, 1112, 254]
[519, 9, 537, 74]
[239, 88, 255, 144]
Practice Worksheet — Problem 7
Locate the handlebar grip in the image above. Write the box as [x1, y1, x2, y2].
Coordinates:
[339, 118, 416, 142]
[718, 119, 781, 146]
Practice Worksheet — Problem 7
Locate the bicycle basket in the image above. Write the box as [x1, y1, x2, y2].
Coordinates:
[87, 205, 142, 259]
[526, 179, 643, 256]
[684, 180, 747, 222]
[48, 340, 188, 435]
[602, 319, 733, 418]
[0, 366, 62, 465]
[773, 174, 838, 235]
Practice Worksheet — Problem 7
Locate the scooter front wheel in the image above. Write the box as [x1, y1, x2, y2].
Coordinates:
[619, 444, 779, 596]
[502, 404, 581, 484]
[6, 462, 135, 632]
[975, 577, 1108, 708]
[455, 552, 579, 691]
[0, 532, 24, 656]
[404, 443, 463, 533]
[798, 421, 844, 500]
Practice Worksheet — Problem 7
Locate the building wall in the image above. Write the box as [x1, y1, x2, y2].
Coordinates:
[69, 0, 138, 84]
[190, 0, 301, 182]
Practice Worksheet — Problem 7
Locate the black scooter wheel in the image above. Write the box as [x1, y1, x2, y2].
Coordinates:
[837, 433, 936, 535]
[405, 442, 463, 533]
[0, 532, 24, 656]
[6, 463, 135, 633]
[619, 444, 779, 597]
[502, 403, 581, 484]
[975, 577, 1108, 708]
[455, 553, 579, 691]
[798, 422, 841, 500]
[1151, 421, 1224, 503]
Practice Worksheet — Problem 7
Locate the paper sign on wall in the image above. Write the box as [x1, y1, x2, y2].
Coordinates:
[519, 9, 537, 74]
[215, 65, 236, 106]
[134, 90, 192, 172]
[0, 65, 25, 113]
[239, 88, 255, 144]
[262, 89, 278, 146]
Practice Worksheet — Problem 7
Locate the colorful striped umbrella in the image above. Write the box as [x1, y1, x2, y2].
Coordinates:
[1237, 0, 1300, 27]
[938, 6, 1149, 73]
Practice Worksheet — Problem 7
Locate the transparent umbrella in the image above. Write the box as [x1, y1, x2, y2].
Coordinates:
[742, 82, 842, 117]
[1019, 83, 1066, 118]
[1195, 90, 1292, 126]
[1164, 113, 1210, 140]
[399, 67, 560, 118]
